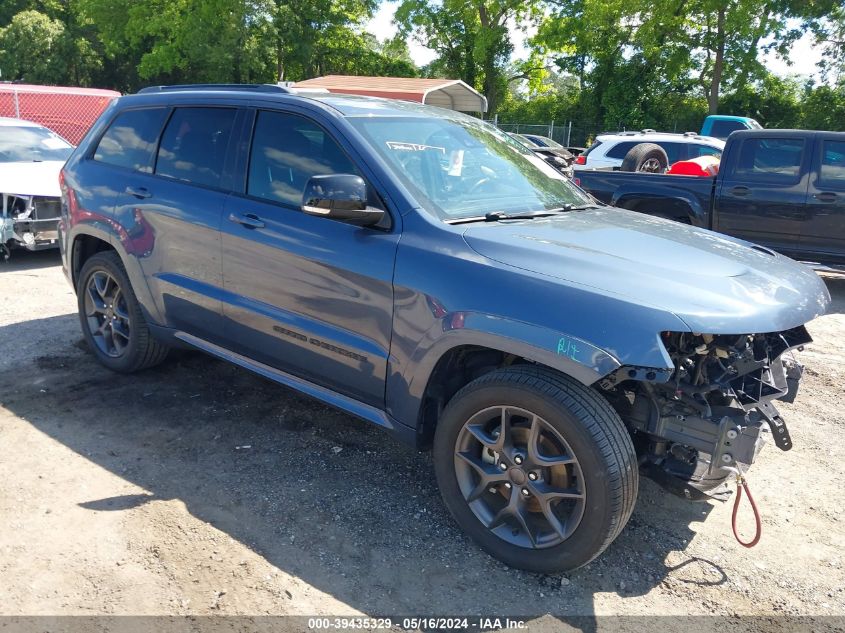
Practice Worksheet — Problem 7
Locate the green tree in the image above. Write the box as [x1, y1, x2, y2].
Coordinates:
[720, 73, 803, 126]
[689, 0, 814, 113]
[0, 9, 69, 83]
[533, 0, 700, 126]
[79, 0, 273, 85]
[396, 0, 541, 113]
[801, 84, 845, 130]
[534, 0, 826, 120]
[268, 0, 415, 81]
[812, 4, 845, 83]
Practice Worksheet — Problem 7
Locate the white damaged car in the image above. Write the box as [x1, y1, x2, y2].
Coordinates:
[1, 117, 74, 259]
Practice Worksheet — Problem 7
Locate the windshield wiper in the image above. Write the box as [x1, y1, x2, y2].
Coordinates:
[446, 202, 603, 225]
[564, 203, 603, 211]
[447, 208, 569, 225]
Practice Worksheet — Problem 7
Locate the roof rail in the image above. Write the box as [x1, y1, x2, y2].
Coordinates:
[137, 84, 292, 94]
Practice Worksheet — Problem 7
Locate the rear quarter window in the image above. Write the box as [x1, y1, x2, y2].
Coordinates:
[93, 108, 169, 172]
[605, 141, 638, 159]
[582, 140, 603, 157]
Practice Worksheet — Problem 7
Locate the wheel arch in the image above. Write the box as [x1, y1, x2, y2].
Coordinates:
[71, 231, 114, 289]
[70, 226, 163, 325]
[391, 322, 622, 449]
[613, 192, 703, 226]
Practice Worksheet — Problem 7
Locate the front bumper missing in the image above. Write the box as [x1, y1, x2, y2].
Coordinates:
[621, 328, 812, 501]
[2, 194, 61, 258]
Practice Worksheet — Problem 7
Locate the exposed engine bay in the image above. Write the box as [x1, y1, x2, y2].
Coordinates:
[1, 193, 62, 260]
[602, 326, 811, 500]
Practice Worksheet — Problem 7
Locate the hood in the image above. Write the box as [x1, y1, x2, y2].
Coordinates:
[463, 207, 830, 334]
[0, 161, 64, 197]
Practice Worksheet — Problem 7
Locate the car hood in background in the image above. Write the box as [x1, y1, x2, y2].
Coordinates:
[463, 207, 830, 334]
[0, 161, 64, 197]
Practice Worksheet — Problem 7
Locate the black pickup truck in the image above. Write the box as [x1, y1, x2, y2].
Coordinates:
[576, 129, 845, 267]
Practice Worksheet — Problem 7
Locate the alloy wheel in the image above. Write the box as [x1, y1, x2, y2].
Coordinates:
[84, 270, 131, 358]
[453, 406, 586, 549]
[639, 157, 663, 173]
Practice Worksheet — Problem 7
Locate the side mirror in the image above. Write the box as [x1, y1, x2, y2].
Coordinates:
[302, 174, 384, 226]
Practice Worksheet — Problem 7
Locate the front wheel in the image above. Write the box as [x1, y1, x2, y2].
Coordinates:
[433, 366, 638, 572]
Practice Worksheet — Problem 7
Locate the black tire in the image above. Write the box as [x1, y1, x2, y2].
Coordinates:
[433, 365, 637, 572]
[77, 251, 169, 373]
[620, 143, 669, 173]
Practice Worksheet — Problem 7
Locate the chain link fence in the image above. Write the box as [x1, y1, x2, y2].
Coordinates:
[496, 119, 709, 149]
[496, 121, 612, 149]
[0, 84, 121, 145]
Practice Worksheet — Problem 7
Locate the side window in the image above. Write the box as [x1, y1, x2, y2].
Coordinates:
[710, 120, 743, 139]
[692, 144, 723, 159]
[819, 140, 845, 189]
[735, 138, 804, 181]
[93, 108, 168, 172]
[582, 140, 603, 157]
[656, 142, 685, 163]
[605, 141, 638, 159]
[247, 110, 359, 207]
[155, 107, 237, 189]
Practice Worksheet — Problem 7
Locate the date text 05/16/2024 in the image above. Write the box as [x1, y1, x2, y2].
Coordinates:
[307, 617, 527, 630]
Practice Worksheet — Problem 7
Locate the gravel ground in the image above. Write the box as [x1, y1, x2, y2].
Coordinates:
[1, 250, 844, 626]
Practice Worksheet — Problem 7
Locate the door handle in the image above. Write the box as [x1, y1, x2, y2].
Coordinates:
[813, 191, 838, 203]
[730, 186, 750, 197]
[229, 212, 265, 229]
[126, 186, 152, 199]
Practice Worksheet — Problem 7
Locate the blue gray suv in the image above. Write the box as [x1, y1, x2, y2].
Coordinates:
[59, 84, 830, 572]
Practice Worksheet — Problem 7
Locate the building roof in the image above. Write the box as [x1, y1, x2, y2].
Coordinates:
[292, 75, 487, 113]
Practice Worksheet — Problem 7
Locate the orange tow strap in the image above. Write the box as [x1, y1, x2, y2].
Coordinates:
[731, 475, 762, 548]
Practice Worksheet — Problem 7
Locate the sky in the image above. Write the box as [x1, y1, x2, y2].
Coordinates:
[366, 2, 826, 83]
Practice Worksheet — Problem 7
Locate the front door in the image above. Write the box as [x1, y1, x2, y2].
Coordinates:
[714, 133, 812, 258]
[220, 109, 399, 407]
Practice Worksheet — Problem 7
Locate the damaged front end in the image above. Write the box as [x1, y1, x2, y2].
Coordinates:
[602, 326, 811, 501]
[2, 193, 62, 260]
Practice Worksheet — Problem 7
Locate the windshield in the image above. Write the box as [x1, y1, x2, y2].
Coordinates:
[348, 115, 593, 221]
[0, 125, 74, 163]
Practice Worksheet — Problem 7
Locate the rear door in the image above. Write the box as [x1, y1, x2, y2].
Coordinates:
[714, 132, 812, 257]
[804, 134, 845, 265]
[220, 107, 400, 407]
[112, 105, 240, 342]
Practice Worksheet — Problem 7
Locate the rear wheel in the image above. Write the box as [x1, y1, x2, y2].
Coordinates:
[77, 251, 169, 373]
[433, 366, 638, 572]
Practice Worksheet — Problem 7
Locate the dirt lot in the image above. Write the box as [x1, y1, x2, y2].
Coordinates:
[1, 250, 844, 625]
